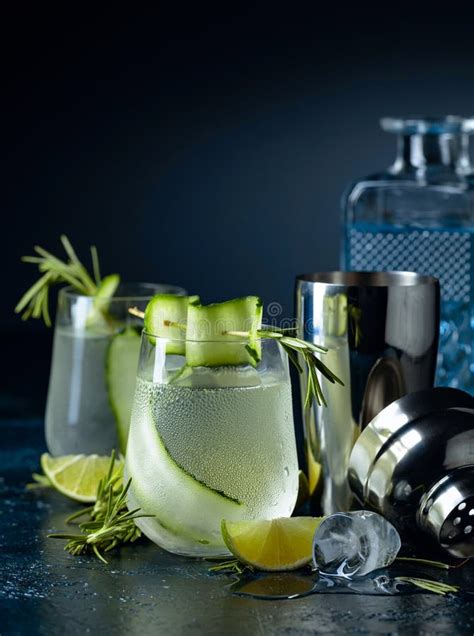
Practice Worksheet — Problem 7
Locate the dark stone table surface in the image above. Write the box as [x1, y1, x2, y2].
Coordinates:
[2, 417, 474, 635]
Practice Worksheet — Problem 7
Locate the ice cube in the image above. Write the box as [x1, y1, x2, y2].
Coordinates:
[312, 510, 401, 578]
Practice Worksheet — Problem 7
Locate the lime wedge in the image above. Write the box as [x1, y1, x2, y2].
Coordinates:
[221, 517, 323, 571]
[41, 453, 122, 503]
[106, 327, 141, 453]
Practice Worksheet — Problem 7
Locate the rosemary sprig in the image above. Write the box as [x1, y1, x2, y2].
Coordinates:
[128, 307, 344, 408]
[49, 451, 153, 564]
[208, 559, 251, 575]
[131, 307, 343, 408]
[26, 472, 52, 490]
[226, 327, 344, 409]
[396, 577, 459, 596]
[15, 235, 101, 326]
[130, 305, 344, 408]
[395, 557, 450, 570]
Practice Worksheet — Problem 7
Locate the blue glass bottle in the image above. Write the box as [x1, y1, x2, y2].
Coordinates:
[342, 117, 474, 393]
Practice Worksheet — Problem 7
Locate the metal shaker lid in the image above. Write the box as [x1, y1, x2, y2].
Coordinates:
[418, 466, 474, 558]
[348, 387, 474, 557]
[348, 387, 474, 503]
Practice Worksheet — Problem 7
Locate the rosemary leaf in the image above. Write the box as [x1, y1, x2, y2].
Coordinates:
[16, 236, 102, 325]
[93, 545, 108, 564]
[302, 340, 329, 354]
[26, 473, 52, 490]
[277, 336, 307, 349]
[91, 245, 101, 285]
[42, 283, 52, 326]
[66, 506, 95, 523]
[396, 576, 459, 595]
[281, 342, 304, 374]
[60, 235, 96, 293]
[395, 557, 451, 570]
[48, 451, 152, 563]
[304, 365, 314, 409]
[208, 559, 247, 574]
[15, 271, 52, 314]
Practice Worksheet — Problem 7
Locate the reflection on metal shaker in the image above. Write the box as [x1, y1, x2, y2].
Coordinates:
[295, 271, 440, 515]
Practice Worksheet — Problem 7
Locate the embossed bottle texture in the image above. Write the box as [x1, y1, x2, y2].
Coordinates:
[342, 117, 474, 393]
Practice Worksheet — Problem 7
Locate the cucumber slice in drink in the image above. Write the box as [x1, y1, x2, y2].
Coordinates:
[106, 326, 141, 453]
[186, 296, 263, 367]
[126, 391, 244, 548]
[86, 273, 121, 330]
[144, 294, 199, 354]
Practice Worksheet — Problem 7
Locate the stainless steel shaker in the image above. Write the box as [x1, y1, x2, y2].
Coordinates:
[295, 271, 440, 516]
[349, 387, 474, 557]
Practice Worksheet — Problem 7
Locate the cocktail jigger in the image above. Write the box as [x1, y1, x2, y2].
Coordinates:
[349, 387, 474, 558]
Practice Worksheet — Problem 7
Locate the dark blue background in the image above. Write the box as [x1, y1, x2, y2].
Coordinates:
[3, 3, 474, 413]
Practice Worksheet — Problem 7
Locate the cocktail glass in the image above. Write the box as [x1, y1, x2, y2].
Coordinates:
[125, 332, 299, 557]
[45, 282, 186, 456]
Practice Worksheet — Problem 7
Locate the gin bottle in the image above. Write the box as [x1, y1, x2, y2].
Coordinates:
[342, 117, 474, 393]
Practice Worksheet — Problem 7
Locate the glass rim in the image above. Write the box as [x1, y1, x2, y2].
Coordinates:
[142, 328, 267, 345]
[59, 282, 187, 302]
[296, 271, 439, 288]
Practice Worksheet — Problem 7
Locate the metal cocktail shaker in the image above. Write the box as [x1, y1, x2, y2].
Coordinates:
[349, 387, 474, 557]
[295, 271, 440, 516]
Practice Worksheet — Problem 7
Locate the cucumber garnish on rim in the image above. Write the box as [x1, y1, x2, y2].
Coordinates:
[138, 294, 344, 408]
[144, 294, 199, 354]
[86, 273, 121, 329]
[186, 296, 263, 367]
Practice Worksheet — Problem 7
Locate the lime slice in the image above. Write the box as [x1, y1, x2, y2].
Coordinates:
[106, 327, 141, 453]
[221, 517, 323, 571]
[41, 453, 122, 503]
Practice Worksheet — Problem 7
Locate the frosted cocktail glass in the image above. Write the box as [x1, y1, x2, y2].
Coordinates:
[45, 283, 186, 456]
[125, 332, 299, 557]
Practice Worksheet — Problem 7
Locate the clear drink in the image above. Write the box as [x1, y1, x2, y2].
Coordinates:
[46, 326, 117, 455]
[45, 283, 186, 456]
[126, 337, 299, 557]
